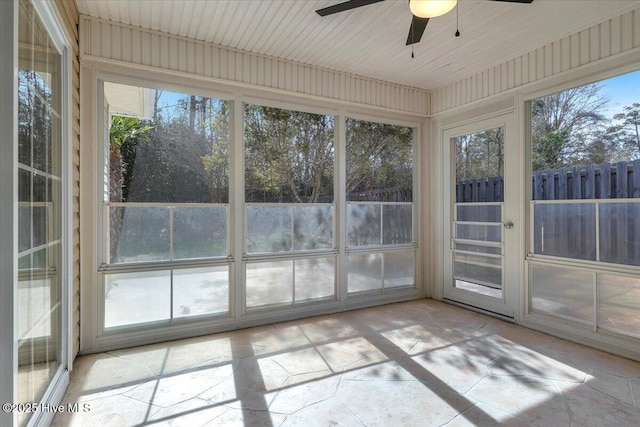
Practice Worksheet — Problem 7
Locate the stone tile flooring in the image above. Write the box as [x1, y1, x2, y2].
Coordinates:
[53, 299, 640, 426]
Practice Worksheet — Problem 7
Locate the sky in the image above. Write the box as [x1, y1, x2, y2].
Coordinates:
[599, 69, 640, 119]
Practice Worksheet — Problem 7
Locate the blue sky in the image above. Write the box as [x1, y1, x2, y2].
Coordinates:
[599, 69, 640, 119]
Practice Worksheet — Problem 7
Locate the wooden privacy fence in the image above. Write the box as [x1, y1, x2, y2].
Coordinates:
[456, 160, 640, 202]
[456, 160, 640, 266]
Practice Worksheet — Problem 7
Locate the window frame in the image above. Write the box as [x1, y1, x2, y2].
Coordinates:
[343, 115, 419, 297]
[83, 67, 423, 352]
[523, 65, 640, 345]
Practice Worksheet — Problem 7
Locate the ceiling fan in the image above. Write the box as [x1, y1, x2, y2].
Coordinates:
[316, 0, 535, 46]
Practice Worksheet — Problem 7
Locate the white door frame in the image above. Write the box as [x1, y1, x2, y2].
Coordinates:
[442, 111, 521, 318]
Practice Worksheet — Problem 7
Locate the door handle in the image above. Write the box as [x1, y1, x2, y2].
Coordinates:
[504, 221, 514, 229]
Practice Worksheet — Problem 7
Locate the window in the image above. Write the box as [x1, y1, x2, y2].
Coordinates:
[15, 0, 67, 424]
[102, 85, 231, 329]
[529, 70, 640, 336]
[345, 118, 416, 294]
[243, 104, 336, 309]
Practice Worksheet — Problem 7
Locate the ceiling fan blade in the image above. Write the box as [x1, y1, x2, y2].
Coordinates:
[316, 0, 385, 17]
[489, 0, 534, 3]
[406, 16, 429, 46]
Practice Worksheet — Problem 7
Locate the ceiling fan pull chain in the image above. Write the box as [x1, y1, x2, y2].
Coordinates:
[455, 2, 460, 37]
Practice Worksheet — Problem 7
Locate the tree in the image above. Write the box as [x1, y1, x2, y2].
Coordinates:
[345, 119, 413, 200]
[244, 105, 334, 203]
[109, 116, 152, 261]
[455, 128, 503, 180]
[613, 102, 640, 159]
[531, 83, 608, 170]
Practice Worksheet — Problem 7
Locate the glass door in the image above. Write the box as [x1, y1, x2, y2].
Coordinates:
[443, 113, 519, 318]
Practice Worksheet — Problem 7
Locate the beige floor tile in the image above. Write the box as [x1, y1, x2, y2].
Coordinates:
[124, 363, 237, 408]
[558, 382, 640, 427]
[487, 346, 588, 383]
[278, 399, 364, 426]
[146, 398, 229, 426]
[467, 375, 571, 426]
[65, 353, 155, 398]
[53, 300, 640, 427]
[584, 370, 636, 406]
[335, 379, 472, 426]
[443, 401, 535, 427]
[539, 339, 640, 378]
[410, 346, 490, 394]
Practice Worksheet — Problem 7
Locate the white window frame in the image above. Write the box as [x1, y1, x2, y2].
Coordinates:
[80, 63, 424, 353]
[0, 0, 73, 426]
[521, 60, 640, 360]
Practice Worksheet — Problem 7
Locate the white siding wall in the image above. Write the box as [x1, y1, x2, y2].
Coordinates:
[431, 7, 640, 114]
[54, 0, 81, 359]
[79, 16, 430, 116]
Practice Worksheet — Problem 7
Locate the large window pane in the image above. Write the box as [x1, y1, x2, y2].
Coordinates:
[246, 261, 293, 308]
[384, 251, 414, 288]
[599, 203, 640, 266]
[244, 104, 334, 203]
[16, 1, 64, 420]
[598, 274, 640, 335]
[294, 258, 335, 301]
[173, 207, 227, 259]
[104, 271, 171, 328]
[173, 267, 229, 318]
[348, 254, 382, 293]
[383, 205, 412, 244]
[345, 119, 413, 202]
[346, 118, 413, 253]
[532, 203, 596, 260]
[110, 206, 170, 263]
[108, 91, 229, 204]
[247, 206, 292, 253]
[293, 206, 333, 250]
[530, 264, 594, 323]
[530, 71, 640, 262]
[347, 204, 381, 246]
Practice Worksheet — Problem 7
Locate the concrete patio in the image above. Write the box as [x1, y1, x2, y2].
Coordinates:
[54, 299, 640, 426]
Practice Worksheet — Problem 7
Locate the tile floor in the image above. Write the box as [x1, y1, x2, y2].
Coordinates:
[53, 299, 640, 426]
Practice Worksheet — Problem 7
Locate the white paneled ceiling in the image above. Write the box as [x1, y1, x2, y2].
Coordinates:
[76, 0, 640, 90]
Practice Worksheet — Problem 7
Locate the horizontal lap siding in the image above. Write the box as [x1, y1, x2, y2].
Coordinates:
[431, 7, 640, 114]
[79, 16, 430, 116]
[55, 0, 81, 358]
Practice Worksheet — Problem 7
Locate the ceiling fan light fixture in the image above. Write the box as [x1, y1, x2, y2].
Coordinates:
[409, 0, 457, 19]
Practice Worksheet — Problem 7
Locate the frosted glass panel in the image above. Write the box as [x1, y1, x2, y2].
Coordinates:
[294, 258, 335, 301]
[383, 205, 412, 244]
[293, 206, 333, 250]
[246, 261, 293, 308]
[348, 204, 381, 246]
[173, 207, 227, 259]
[457, 205, 501, 222]
[598, 274, 640, 335]
[533, 203, 596, 260]
[384, 251, 414, 288]
[455, 223, 501, 242]
[530, 264, 593, 322]
[247, 206, 292, 253]
[455, 243, 501, 255]
[599, 203, 640, 266]
[454, 261, 501, 288]
[110, 207, 170, 263]
[348, 254, 382, 293]
[173, 267, 229, 318]
[104, 270, 171, 328]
